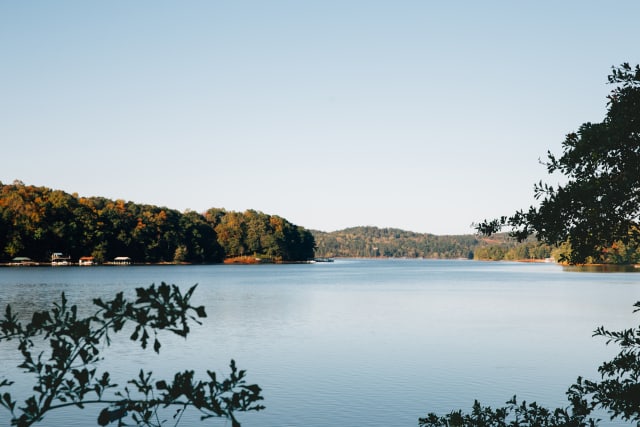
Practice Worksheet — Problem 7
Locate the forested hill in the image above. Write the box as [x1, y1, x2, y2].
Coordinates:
[0, 181, 315, 264]
[312, 226, 477, 259]
[312, 226, 554, 261]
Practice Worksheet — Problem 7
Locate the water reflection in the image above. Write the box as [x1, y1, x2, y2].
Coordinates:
[563, 264, 640, 273]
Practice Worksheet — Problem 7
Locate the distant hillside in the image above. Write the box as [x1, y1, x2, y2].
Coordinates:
[312, 226, 476, 259]
[0, 180, 314, 264]
[312, 226, 553, 261]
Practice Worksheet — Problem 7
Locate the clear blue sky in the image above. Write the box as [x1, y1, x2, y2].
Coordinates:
[1, 1, 638, 235]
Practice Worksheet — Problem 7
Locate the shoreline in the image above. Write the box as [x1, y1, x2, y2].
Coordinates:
[2, 257, 638, 270]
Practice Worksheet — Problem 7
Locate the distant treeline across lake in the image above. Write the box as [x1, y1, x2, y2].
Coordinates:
[0, 180, 581, 266]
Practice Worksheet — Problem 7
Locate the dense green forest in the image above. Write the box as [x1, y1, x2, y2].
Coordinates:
[0, 181, 315, 263]
[311, 226, 554, 261]
[471, 235, 554, 261]
[312, 226, 476, 259]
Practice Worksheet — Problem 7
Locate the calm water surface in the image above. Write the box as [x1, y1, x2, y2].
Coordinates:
[0, 259, 639, 426]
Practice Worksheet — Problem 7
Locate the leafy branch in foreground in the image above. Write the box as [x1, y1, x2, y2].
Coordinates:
[0, 283, 264, 427]
[420, 301, 640, 426]
[476, 63, 640, 264]
[419, 396, 597, 427]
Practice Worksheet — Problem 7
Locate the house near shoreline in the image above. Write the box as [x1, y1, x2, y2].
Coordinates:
[11, 256, 36, 266]
[51, 252, 71, 266]
[113, 256, 132, 265]
[79, 256, 95, 266]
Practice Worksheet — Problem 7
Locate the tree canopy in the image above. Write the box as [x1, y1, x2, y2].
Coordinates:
[0, 182, 315, 263]
[478, 63, 640, 264]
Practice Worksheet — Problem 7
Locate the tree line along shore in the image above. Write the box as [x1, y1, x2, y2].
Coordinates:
[0, 181, 314, 265]
[2, 181, 637, 266]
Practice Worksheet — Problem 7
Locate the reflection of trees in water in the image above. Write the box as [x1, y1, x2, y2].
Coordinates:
[563, 264, 640, 273]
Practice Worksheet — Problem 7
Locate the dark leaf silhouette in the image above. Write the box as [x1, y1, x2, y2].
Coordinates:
[0, 283, 264, 426]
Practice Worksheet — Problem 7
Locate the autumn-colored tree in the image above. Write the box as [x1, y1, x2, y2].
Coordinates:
[0, 182, 314, 263]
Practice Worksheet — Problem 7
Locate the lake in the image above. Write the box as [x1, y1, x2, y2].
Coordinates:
[0, 259, 639, 426]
